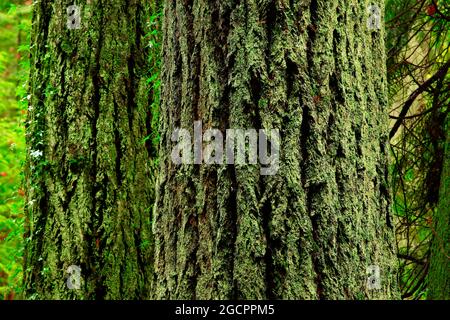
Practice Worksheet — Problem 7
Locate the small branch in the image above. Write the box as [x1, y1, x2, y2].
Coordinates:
[398, 253, 426, 265]
[389, 60, 450, 139]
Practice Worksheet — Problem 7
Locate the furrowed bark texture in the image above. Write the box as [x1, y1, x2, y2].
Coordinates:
[154, 0, 399, 299]
[428, 123, 449, 300]
[24, 0, 154, 299]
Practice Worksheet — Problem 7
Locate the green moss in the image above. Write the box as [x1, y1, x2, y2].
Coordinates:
[153, 0, 399, 300]
[24, 0, 155, 299]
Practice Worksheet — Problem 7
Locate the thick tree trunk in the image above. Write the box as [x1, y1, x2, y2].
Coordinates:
[153, 0, 399, 299]
[24, 0, 154, 299]
[428, 123, 449, 300]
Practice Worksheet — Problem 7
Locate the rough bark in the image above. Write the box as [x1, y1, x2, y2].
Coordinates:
[428, 121, 449, 300]
[153, 0, 399, 299]
[24, 0, 154, 299]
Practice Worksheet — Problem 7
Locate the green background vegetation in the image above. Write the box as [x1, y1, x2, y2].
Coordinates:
[0, 0, 30, 298]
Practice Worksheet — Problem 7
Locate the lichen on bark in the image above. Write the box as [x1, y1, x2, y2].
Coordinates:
[24, 0, 155, 299]
[153, 0, 400, 300]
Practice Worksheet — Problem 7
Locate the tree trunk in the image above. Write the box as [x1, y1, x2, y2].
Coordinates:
[428, 122, 449, 300]
[153, 0, 399, 299]
[24, 0, 154, 299]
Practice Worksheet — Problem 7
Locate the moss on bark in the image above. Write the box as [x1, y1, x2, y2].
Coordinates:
[24, 0, 154, 299]
[153, 0, 399, 299]
[428, 119, 449, 300]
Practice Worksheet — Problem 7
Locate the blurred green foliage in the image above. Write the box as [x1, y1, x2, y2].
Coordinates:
[0, 0, 30, 299]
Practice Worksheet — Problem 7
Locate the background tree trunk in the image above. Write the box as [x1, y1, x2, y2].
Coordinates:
[24, 0, 154, 299]
[428, 124, 449, 300]
[153, 0, 399, 299]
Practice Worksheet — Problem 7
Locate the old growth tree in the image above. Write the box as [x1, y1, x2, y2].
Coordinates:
[24, 0, 154, 299]
[153, 0, 399, 299]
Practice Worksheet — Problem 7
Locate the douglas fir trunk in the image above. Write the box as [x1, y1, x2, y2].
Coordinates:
[24, 0, 154, 299]
[153, 0, 399, 299]
[428, 123, 449, 300]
